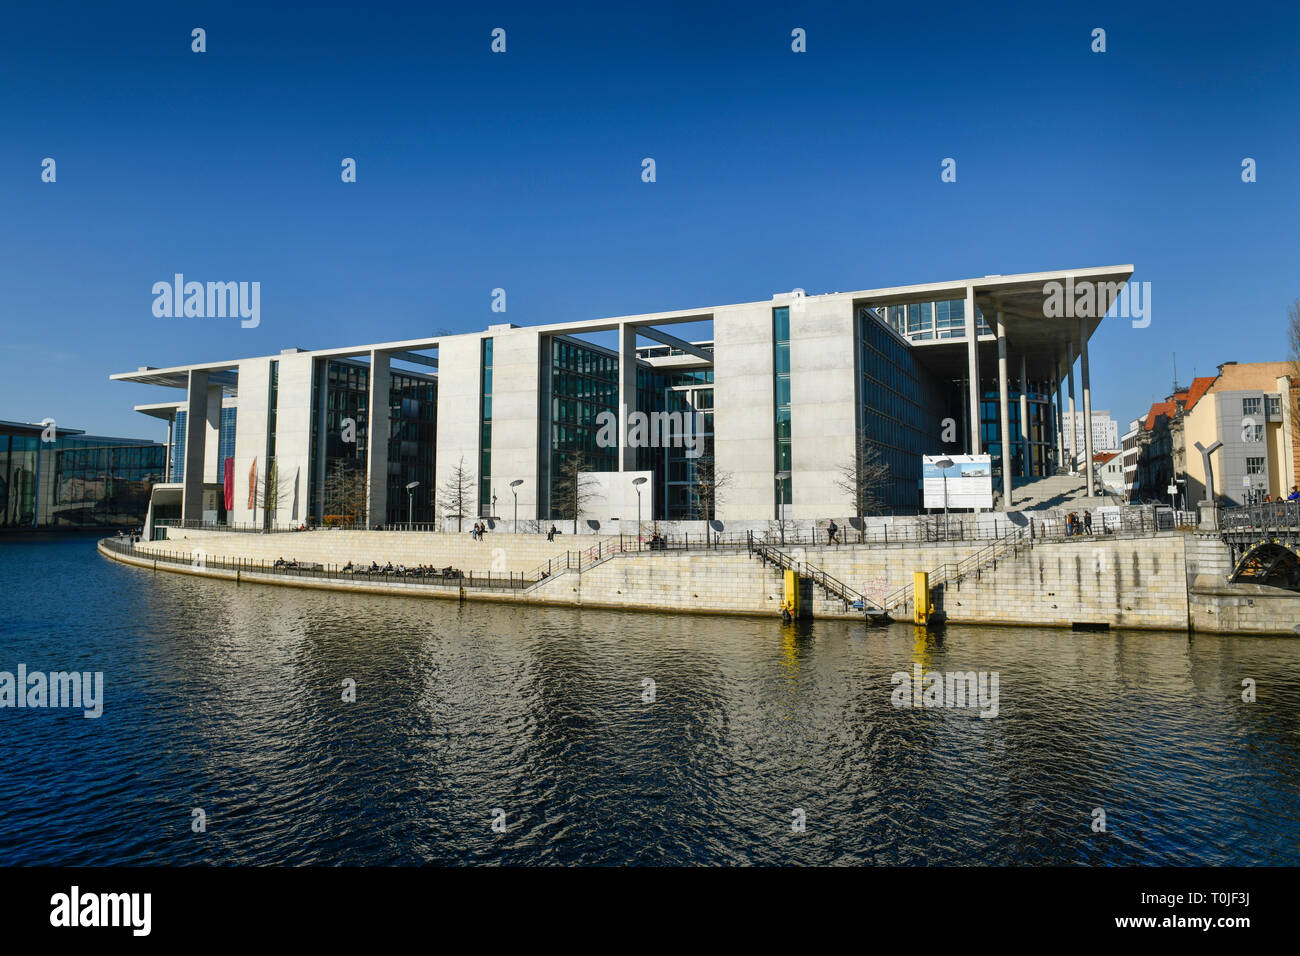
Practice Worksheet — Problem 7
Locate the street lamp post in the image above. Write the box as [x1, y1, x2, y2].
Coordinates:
[775, 470, 791, 544]
[935, 457, 953, 539]
[405, 480, 419, 531]
[510, 479, 523, 532]
[632, 476, 647, 549]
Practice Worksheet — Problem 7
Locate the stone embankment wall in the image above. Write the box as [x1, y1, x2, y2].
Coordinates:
[106, 528, 1300, 634]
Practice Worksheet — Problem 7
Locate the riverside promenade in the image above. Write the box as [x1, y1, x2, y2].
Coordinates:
[98, 509, 1300, 635]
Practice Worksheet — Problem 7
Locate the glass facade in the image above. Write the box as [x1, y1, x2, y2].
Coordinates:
[388, 370, 437, 525]
[317, 359, 369, 524]
[773, 306, 791, 513]
[309, 358, 437, 525]
[979, 387, 1055, 482]
[886, 298, 991, 342]
[478, 338, 493, 517]
[856, 307, 949, 511]
[0, 426, 164, 528]
[657, 369, 714, 520]
[170, 410, 186, 482]
[543, 336, 618, 519]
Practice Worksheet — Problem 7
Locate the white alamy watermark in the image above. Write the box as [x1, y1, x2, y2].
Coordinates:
[891, 665, 999, 718]
[595, 405, 704, 457]
[152, 274, 260, 328]
[0, 664, 104, 718]
[1042, 277, 1150, 329]
[50, 886, 150, 936]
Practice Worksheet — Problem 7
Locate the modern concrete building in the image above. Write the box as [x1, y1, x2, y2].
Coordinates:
[111, 265, 1133, 533]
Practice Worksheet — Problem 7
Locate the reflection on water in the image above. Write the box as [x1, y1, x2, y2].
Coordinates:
[1, 539, 1298, 865]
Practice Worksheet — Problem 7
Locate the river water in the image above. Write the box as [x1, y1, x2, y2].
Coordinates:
[1, 537, 1297, 865]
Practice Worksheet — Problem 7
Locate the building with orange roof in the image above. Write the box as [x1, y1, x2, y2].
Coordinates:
[1129, 375, 1217, 504]
[1183, 362, 1299, 506]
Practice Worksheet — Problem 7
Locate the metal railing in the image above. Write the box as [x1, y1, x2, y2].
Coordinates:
[748, 539, 882, 613]
[100, 537, 543, 591]
[155, 519, 316, 534]
[1222, 501, 1300, 533]
[880, 527, 1034, 612]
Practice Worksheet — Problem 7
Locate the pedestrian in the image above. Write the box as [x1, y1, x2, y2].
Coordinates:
[547, 524, 557, 542]
[1288, 486, 1299, 502]
[827, 519, 838, 545]
[1083, 511, 1092, 535]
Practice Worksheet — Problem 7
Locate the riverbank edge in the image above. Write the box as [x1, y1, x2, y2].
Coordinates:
[97, 538, 1294, 635]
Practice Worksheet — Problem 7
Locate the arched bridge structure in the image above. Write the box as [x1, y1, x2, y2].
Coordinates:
[1222, 502, 1300, 590]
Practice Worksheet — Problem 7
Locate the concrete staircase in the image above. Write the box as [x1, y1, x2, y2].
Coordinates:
[1005, 473, 1122, 511]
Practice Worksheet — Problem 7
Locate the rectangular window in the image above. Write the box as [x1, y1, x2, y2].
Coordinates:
[1266, 395, 1281, 417]
[1246, 456, 1265, 475]
[1243, 397, 1262, 416]
[773, 306, 792, 509]
[479, 338, 493, 516]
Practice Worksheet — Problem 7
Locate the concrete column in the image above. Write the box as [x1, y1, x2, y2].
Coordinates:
[204, 385, 222, 483]
[181, 370, 210, 523]
[1066, 342, 1077, 473]
[1019, 354, 1031, 478]
[965, 286, 981, 454]
[366, 350, 391, 527]
[617, 323, 639, 471]
[995, 311, 1012, 508]
[1080, 319, 1095, 498]
[1054, 369, 1065, 474]
[313, 358, 328, 523]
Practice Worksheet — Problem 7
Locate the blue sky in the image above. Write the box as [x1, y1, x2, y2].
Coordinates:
[2, 0, 1297, 440]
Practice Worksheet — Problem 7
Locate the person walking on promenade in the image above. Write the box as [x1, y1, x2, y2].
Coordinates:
[827, 519, 838, 545]
[1083, 511, 1092, 535]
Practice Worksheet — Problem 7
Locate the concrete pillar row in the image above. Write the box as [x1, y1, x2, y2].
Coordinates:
[1054, 366, 1066, 474]
[995, 311, 1012, 509]
[1066, 342, 1077, 473]
[617, 323, 639, 472]
[1080, 318, 1095, 499]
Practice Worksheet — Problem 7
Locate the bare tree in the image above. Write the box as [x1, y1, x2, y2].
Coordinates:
[834, 436, 891, 520]
[552, 451, 600, 534]
[322, 459, 367, 528]
[439, 455, 475, 532]
[251, 459, 294, 531]
[690, 454, 732, 521]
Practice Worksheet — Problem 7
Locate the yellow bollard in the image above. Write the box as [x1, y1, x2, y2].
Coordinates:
[783, 568, 802, 620]
[912, 571, 932, 625]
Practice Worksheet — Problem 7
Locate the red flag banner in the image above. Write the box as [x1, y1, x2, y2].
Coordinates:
[223, 458, 234, 512]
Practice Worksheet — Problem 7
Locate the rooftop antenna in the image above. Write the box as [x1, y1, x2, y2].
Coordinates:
[1172, 352, 1178, 395]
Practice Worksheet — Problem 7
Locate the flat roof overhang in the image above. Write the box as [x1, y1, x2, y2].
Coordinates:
[856, 265, 1133, 382]
[132, 402, 185, 421]
[112, 362, 240, 389]
[110, 266, 1129, 388]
